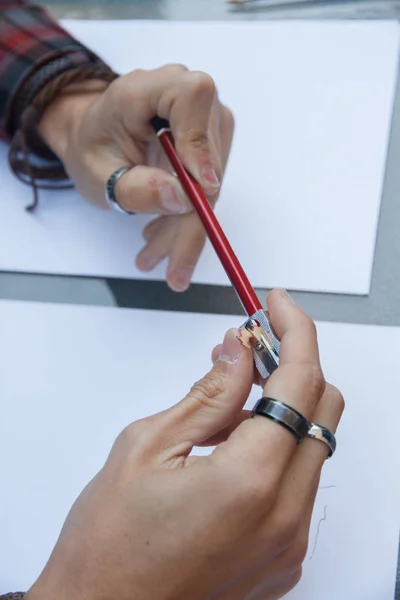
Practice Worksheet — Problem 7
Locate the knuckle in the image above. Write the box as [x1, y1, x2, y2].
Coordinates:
[248, 475, 276, 507]
[128, 67, 146, 77]
[188, 71, 217, 97]
[107, 76, 125, 101]
[283, 539, 308, 572]
[107, 417, 154, 473]
[289, 567, 303, 588]
[188, 371, 228, 409]
[108, 69, 152, 103]
[325, 383, 345, 415]
[116, 418, 149, 449]
[162, 63, 189, 76]
[222, 104, 235, 131]
[232, 468, 278, 512]
[302, 363, 325, 400]
[106, 74, 139, 108]
[274, 512, 302, 548]
[294, 312, 319, 348]
[185, 128, 210, 151]
[303, 314, 318, 338]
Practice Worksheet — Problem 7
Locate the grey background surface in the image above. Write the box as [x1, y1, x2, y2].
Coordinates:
[1, 0, 399, 597]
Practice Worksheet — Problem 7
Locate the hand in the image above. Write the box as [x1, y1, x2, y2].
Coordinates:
[25, 290, 344, 600]
[38, 66, 234, 292]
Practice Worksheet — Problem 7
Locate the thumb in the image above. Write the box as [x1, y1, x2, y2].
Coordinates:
[112, 165, 192, 215]
[159, 329, 254, 448]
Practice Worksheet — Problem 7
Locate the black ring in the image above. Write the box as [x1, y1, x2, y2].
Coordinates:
[252, 397, 310, 443]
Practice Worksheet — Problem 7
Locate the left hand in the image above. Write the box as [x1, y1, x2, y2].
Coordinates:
[38, 65, 234, 292]
[23, 290, 344, 600]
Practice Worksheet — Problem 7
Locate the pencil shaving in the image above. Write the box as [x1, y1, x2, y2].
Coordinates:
[237, 328, 253, 349]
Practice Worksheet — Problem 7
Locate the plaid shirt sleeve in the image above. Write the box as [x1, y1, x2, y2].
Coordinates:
[0, 0, 109, 141]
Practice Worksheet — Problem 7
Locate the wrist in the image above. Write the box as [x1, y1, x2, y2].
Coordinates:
[38, 80, 107, 163]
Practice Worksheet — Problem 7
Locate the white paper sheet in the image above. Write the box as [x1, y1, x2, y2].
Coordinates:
[1, 20, 399, 294]
[0, 300, 399, 598]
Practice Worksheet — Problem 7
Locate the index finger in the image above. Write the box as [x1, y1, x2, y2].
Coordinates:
[116, 65, 218, 192]
[152, 66, 222, 193]
[214, 289, 325, 484]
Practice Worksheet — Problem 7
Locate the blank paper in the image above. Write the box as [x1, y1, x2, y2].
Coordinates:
[0, 300, 399, 598]
[0, 20, 399, 294]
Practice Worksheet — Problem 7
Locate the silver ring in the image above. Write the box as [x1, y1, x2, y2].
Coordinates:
[252, 397, 310, 444]
[105, 166, 135, 215]
[307, 423, 336, 458]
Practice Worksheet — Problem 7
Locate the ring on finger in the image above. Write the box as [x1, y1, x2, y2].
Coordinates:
[307, 423, 336, 458]
[252, 397, 310, 444]
[252, 398, 337, 460]
[105, 166, 135, 215]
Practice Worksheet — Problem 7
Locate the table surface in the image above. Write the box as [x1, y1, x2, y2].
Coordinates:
[1, 0, 399, 597]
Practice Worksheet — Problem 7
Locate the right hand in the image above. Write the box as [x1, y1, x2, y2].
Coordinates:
[25, 290, 344, 600]
[39, 65, 234, 292]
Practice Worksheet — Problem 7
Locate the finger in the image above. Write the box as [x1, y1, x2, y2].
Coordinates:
[198, 410, 251, 446]
[211, 344, 221, 364]
[143, 107, 224, 288]
[213, 478, 319, 600]
[266, 289, 321, 366]
[115, 165, 191, 215]
[213, 483, 318, 600]
[218, 103, 235, 177]
[273, 382, 344, 517]
[165, 70, 221, 194]
[297, 479, 319, 550]
[206, 133, 223, 206]
[252, 385, 343, 565]
[166, 212, 206, 292]
[156, 328, 254, 448]
[130, 65, 219, 192]
[136, 217, 178, 272]
[255, 479, 319, 587]
[142, 215, 168, 242]
[245, 387, 343, 579]
[212, 343, 260, 386]
[215, 290, 325, 483]
[227, 483, 316, 600]
[178, 100, 233, 205]
[271, 478, 319, 573]
[206, 99, 223, 187]
[203, 99, 233, 186]
[108, 67, 231, 194]
[163, 101, 234, 292]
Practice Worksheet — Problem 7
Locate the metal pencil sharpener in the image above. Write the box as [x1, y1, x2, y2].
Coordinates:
[239, 309, 280, 379]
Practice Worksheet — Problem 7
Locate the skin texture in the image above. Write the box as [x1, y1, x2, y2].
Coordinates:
[38, 65, 234, 292]
[25, 290, 344, 600]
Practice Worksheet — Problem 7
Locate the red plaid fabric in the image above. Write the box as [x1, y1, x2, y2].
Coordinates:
[0, 0, 108, 140]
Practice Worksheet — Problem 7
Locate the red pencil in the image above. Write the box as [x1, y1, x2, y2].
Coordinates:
[151, 116, 279, 378]
[151, 116, 261, 316]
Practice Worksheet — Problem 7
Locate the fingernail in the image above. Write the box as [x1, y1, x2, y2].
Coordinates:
[169, 265, 195, 292]
[277, 288, 294, 302]
[161, 183, 188, 214]
[218, 329, 241, 364]
[201, 167, 220, 190]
